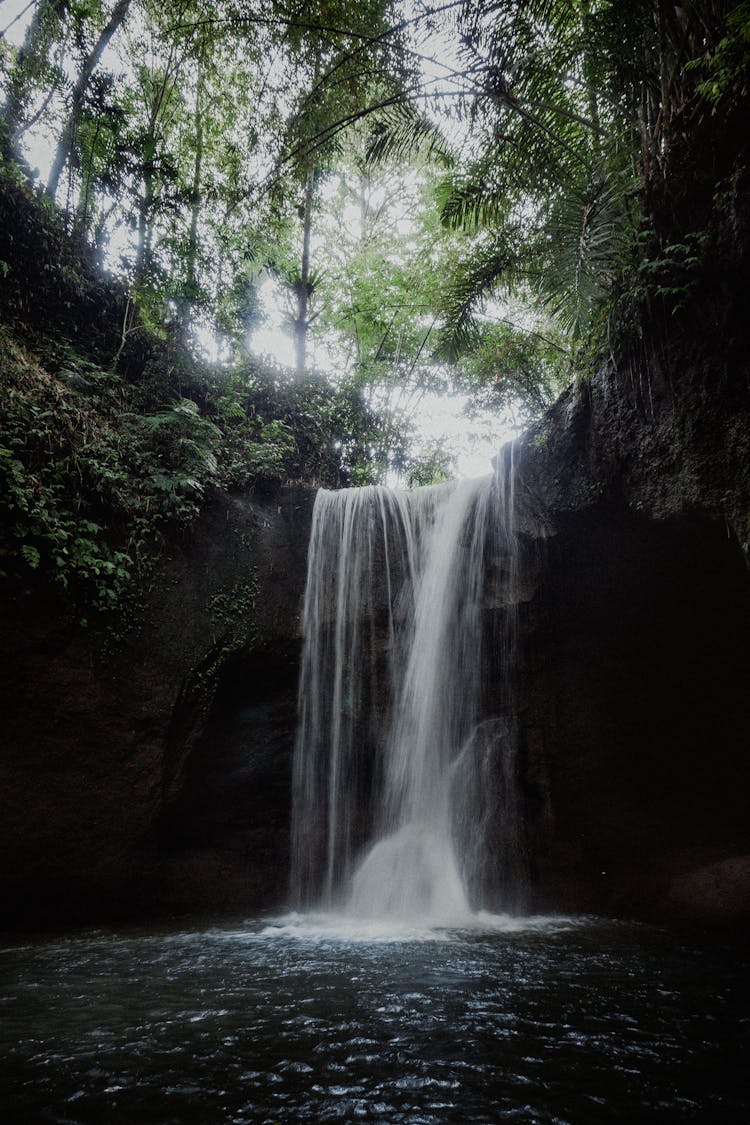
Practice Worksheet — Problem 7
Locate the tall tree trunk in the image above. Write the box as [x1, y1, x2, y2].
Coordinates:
[185, 57, 205, 297]
[294, 164, 315, 375]
[577, 0, 602, 162]
[92, 199, 117, 269]
[2, 0, 67, 149]
[45, 0, 132, 200]
[135, 133, 155, 284]
[655, 0, 671, 164]
[75, 111, 101, 233]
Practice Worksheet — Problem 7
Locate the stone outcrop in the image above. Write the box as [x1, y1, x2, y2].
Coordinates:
[511, 504, 750, 927]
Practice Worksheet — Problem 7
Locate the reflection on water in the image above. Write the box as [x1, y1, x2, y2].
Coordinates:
[1, 914, 749, 1123]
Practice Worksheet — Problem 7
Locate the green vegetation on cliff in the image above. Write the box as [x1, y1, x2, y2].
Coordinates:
[0, 175, 401, 614]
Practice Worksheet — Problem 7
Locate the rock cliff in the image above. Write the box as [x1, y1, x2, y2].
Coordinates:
[508, 307, 750, 926]
[1, 331, 748, 933]
[0, 486, 315, 927]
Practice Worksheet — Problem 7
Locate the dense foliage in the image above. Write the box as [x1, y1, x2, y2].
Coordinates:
[2, 2, 744, 380]
[0, 173, 400, 613]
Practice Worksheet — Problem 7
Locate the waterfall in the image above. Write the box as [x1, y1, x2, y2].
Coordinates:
[291, 450, 525, 922]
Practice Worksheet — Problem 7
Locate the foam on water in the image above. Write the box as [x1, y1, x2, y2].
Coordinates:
[258, 910, 584, 945]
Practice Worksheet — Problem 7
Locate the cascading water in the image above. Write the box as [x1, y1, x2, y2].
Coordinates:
[291, 450, 525, 923]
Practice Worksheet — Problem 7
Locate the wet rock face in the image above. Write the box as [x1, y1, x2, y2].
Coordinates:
[514, 509, 750, 926]
[494, 299, 750, 928]
[158, 646, 300, 914]
[0, 486, 315, 928]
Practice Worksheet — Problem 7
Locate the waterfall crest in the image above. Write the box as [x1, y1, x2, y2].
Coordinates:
[291, 456, 524, 923]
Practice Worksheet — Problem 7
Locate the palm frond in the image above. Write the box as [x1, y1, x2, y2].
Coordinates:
[438, 172, 512, 232]
[365, 102, 453, 167]
[433, 237, 522, 361]
[533, 174, 634, 340]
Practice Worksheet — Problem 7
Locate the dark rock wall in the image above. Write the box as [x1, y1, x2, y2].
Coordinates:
[0, 486, 315, 928]
[159, 647, 300, 914]
[506, 305, 750, 926]
[515, 510, 750, 925]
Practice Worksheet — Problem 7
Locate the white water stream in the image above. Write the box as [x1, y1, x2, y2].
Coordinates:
[291, 453, 523, 922]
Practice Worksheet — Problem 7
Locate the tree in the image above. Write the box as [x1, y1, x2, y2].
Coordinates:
[265, 0, 412, 373]
[422, 0, 735, 356]
[294, 0, 737, 367]
[1, 0, 68, 149]
[44, 0, 133, 200]
[3, 0, 743, 450]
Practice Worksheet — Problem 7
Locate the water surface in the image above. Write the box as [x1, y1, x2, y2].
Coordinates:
[1, 913, 748, 1123]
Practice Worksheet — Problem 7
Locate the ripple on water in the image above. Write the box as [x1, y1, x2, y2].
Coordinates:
[1, 915, 749, 1124]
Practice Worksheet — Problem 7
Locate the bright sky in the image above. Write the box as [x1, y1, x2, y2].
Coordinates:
[2, 0, 520, 480]
[253, 278, 517, 480]
[1, 1, 32, 46]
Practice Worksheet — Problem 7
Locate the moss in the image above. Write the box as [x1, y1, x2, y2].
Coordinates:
[529, 420, 553, 452]
[209, 573, 261, 646]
